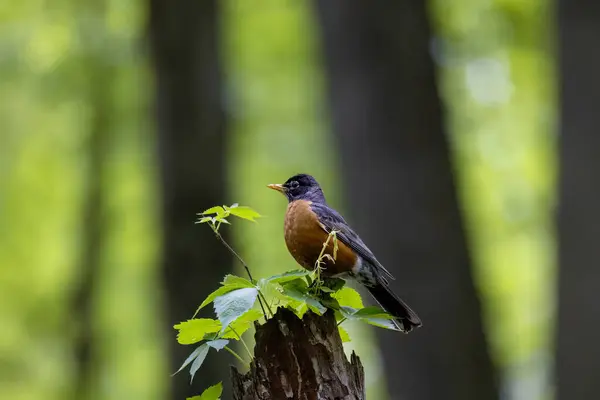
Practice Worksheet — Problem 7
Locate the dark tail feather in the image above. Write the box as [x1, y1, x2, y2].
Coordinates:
[367, 283, 422, 333]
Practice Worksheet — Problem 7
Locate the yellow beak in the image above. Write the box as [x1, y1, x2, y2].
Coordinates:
[267, 183, 285, 193]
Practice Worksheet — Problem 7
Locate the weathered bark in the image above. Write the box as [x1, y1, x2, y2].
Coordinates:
[314, 1, 498, 399]
[556, 1, 600, 399]
[148, 0, 231, 398]
[231, 308, 364, 400]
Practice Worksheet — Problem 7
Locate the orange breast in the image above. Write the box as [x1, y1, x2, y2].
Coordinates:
[284, 200, 357, 276]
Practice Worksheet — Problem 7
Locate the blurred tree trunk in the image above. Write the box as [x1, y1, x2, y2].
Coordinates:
[72, 4, 111, 398]
[556, 1, 600, 399]
[73, 72, 111, 398]
[148, 0, 231, 398]
[314, 1, 498, 399]
[73, 68, 110, 400]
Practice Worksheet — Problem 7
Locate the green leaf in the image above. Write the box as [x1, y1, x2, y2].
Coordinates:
[258, 279, 287, 303]
[320, 296, 341, 310]
[339, 306, 359, 319]
[221, 309, 262, 339]
[187, 382, 223, 400]
[281, 278, 326, 314]
[361, 317, 400, 331]
[214, 216, 230, 224]
[173, 344, 208, 377]
[176, 309, 262, 344]
[174, 318, 221, 345]
[266, 269, 310, 283]
[228, 206, 261, 221]
[354, 306, 395, 319]
[289, 301, 309, 319]
[194, 281, 253, 317]
[282, 286, 326, 315]
[214, 288, 259, 332]
[338, 325, 351, 343]
[332, 287, 364, 309]
[223, 275, 255, 288]
[339, 306, 399, 331]
[195, 216, 213, 224]
[201, 206, 225, 216]
[206, 339, 229, 351]
[282, 277, 309, 292]
[190, 344, 210, 383]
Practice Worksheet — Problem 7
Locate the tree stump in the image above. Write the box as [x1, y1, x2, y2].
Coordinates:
[231, 308, 365, 400]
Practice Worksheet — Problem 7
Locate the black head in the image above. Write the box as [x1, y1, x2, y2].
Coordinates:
[268, 173, 326, 203]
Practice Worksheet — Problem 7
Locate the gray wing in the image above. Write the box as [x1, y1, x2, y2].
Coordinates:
[310, 202, 395, 281]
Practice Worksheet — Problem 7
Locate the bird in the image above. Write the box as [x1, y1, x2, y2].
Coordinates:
[268, 173, 422, 333]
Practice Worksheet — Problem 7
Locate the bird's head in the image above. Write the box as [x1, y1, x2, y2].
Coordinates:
[268, 174, 326, 203]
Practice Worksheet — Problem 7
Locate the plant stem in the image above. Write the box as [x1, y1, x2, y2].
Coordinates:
[211, 225, 269, 318]
[257, 291, 274, 317]
[337, 317, 347, 326]
[230, 326, 254, 360]
[213, 229, 254, 280]
[312, 231, 337, 294]
[224, 346, 249, 368]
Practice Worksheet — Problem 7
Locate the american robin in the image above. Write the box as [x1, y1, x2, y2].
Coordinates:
[268, 173, 422, 333]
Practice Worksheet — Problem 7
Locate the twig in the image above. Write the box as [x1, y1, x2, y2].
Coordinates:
[224, 346, 249, 368]
[212, 227, 269, 317]
[230, 326, 254, 360]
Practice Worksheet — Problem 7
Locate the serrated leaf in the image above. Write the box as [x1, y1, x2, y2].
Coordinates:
[282, 287, 326, 315]
[196, 216, 213, 224]
[202, 206, 225, 216]
[194, 282, 252, 317]
[201, 382, 223, 400]
[305, 274, 313, 286]
[320, 296, 341, 310]
[332, 287, 364, 309]
[340, 306, 359, 319]
[257, 280, 290, 311]
[338, 325, 351, 343]
[174, 318, 221, 345]
[228, 206, 261, 222]
[295, 302, 310, 319]
[266, 269, 310, 283]
[223, 275, 255, 288]
[282, 277, 309, 292]
[214, 288, 258, 332]
[285, 298, 309, 319]
[362, 317, 400, 331]
[354, 306, 395, 319]
[189, 344, 210, 383]
[187, 382, 223, 400]
[206, 339, 229, 351]
[339, 305, 399, 331]
[221, 309, 262, 339]
[173, 344, 207, 377]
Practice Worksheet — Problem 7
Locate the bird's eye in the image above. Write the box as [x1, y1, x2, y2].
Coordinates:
[290, 180, 299, 189]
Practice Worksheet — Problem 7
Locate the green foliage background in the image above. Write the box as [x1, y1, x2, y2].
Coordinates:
[0, 0, 555, 399]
